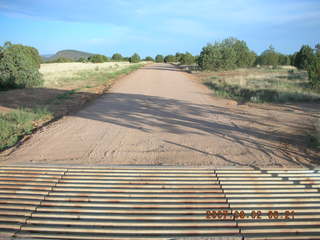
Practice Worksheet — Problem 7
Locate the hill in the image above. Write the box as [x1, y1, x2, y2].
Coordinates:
[43, 50, 95, 61]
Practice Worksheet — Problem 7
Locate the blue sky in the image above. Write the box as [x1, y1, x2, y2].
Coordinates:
[0, 0, 319, 57]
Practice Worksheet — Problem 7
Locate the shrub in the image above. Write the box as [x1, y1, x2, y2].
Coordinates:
[24, 46, 42, 68]
[316, 43, 320, 57]
[290, 53, 297, 66]
[257, 45, 280, 67]
[308, 56, 320, 89]
[129, 53, 140, 63]
[294, 45, 314, 70]
[0, 42, 43, 89]
[88, 54, 109, 63]
[175, 52, 183, 62]
[198, 40, 237, 71]
[198, 37, 256, 71]
[231, 39, 256, 67]
[179, 52, 195, 65]
[279, 54, 290, 65]
[164, 55, 176, 63]
[155, 55, 164, 63]
[78, 57, 87, 63]
[112, 53, 123, 61]
[144, 56, 154, 61]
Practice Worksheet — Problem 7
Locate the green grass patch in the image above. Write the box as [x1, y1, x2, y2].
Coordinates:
[0, 108, 52, 151]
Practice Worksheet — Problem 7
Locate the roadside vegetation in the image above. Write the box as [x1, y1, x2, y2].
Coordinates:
[129, 53, 141, 63]
[147, 38, 318, 152]
[0, 41, 144, 151]
[202, 67, 320, 103]
[43, 63, 143, 104]
[1, 38, 319, 151]
[144, 56, 154, 61]
[0, 108, 52, 150]
[191, 37, 320, 151]
[155, 55, 164, 63]
[41, 62, 134, 88]
[191, 37, 320, 104]
[0, 42, 43, 90]
[0, 62, 143, 151]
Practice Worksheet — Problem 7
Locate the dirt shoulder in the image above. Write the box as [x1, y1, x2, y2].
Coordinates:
[1, 64, 319, 167]
[0, 63, 143, 153]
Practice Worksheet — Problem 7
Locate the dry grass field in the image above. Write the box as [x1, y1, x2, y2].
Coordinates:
[40, 62, 132, 88]
[200, 66, 320, 103]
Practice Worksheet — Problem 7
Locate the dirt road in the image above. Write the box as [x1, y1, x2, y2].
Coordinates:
[1, 64, 319, 167]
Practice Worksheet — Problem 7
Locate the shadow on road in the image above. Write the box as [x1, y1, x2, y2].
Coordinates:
[75, 92, 319, 167]
[142, 64, 188, 73]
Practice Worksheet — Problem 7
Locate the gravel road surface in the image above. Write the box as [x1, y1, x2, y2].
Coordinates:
[1, 64, 318, 167]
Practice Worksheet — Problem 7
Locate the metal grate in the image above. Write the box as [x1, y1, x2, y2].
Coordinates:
[0, 166, 319, 239]
[217, 169, 320, 240]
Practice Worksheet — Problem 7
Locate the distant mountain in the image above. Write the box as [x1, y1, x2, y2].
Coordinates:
[43, 50, 95, 61]
[41, 54, 54, 60]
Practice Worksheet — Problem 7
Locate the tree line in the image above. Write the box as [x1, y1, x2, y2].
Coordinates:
[1, 38, 319, 90]
[47, 52, 198, 65]
[197, 37, 319, 88]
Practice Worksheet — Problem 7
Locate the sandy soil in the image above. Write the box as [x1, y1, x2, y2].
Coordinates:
[1, 64, 319, 167]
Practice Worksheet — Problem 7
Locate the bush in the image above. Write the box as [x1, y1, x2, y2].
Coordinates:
[198, 37, 257, 71]
[179, 52, 195, 65]
[232, 39, 256, 67]
[24, 46, 42, 68]
[294, 45, 314, 70]
[155, 55, 164, 63]
[112, 53, 123, 61]
[78, 57, 87, 63]
[88, 54, 109, 63]
[290, 53, 297, 66]
[129, 53, 140, 63]
[257, 45, 280, 67]
[0, 42, 43, 89]
[164, 55, 176, 63]
[308, 56, 320, 89]
[175, 52, 183, 62]
[279, 54, 290, 65]
[316, 44, 320, 55]
[198, 40, 237, 71]
[144, 56, 154, 61]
